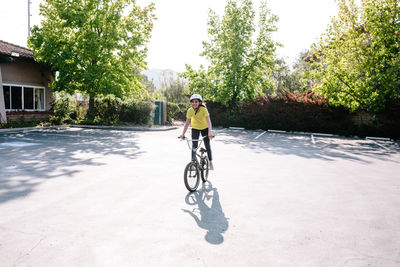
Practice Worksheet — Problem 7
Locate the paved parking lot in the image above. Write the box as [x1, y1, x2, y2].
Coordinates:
[0, 127, 399, 266]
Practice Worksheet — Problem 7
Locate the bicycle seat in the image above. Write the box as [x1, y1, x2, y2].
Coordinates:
[200, 148, 207, 153]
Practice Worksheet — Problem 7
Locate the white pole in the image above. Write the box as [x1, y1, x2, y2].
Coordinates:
[28, 0, 31, 38]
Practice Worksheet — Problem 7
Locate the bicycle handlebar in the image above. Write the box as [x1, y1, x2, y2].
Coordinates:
[178, 136, 215, 141]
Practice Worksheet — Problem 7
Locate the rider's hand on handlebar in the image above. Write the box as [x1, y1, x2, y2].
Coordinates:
[178, 134, 185, 140]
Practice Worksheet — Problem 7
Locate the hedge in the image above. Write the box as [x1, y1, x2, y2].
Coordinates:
[167, 102, 191, 122]
[93, 95, 153, 125]
[206, 92, 400, 139]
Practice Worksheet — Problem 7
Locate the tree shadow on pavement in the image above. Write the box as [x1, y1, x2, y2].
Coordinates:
[183, 181, 229, 245]
[0, 128, 145, 204]
[214, 128, 400, 163]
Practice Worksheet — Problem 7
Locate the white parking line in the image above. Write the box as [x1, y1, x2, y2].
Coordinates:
[255, 131, 266, 139]
[368, 140, 390, 151]
[311, 134, 316, 144]
[366, 136, 391, 141]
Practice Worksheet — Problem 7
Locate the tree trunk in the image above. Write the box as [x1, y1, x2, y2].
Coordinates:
[87, 94, 95, 120]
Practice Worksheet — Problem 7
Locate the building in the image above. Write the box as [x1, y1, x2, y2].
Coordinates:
[0, 40, 54, 123]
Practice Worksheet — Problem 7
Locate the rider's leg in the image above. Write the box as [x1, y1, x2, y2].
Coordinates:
[200, 128, 213, 161]
[191, 129, 200, 161]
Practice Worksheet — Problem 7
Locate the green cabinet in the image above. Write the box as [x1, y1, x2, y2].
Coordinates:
[153, 101, 167, 125]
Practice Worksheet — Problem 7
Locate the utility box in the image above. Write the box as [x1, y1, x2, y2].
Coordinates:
[153, 101, 167, 125]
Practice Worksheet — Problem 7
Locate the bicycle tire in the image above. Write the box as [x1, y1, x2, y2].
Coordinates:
[184, 161, 200, 192]
[200, 156, 209, 182]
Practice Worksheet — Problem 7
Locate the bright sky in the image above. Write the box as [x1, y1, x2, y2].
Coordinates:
[0, 0, 338, 73]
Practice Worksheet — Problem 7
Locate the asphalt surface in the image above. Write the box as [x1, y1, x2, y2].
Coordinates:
[0, 127, 399, 266]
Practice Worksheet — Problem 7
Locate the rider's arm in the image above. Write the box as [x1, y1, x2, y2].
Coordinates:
[206, 115, 213, 140]
[180, 118, 191, 139]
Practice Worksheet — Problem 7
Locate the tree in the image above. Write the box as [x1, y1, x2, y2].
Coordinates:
[271, 58, 291, 93]
[183, 0, 279, 110]
[159, 70, 189, 103]
[308, 0, 400, 112]
[289, 50, 315, 93]
[29, 0, 155, 117]
[270, 51, 314, 94]
[141, 74, 156, 94]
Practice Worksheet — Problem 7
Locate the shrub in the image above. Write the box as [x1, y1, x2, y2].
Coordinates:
[49, 92, 76, 124]
[167, 102, 190, 122]
[241, 93, 353, 135]
[86, 95, 153, 125]
[94, 94, 122, 123]
[120, 99, 153, 125]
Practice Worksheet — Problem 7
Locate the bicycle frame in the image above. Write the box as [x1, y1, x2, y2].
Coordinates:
[180, 135, 212, 191]
[183, 137, 206, 158]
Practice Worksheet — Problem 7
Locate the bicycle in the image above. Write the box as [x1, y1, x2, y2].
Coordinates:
[179, 135, 213, 192]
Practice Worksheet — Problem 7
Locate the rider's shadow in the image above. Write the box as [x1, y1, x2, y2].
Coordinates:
[182, 182, 229, 245]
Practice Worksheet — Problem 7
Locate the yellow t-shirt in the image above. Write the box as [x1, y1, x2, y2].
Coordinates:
[187, 106, 209, 130]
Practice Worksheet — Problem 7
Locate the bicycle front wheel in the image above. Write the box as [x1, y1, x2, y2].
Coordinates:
[200, 156, 209, 182]
[184, 161, 200, 192]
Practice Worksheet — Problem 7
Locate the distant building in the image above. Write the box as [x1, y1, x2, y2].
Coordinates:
[0, 40, 54, 123]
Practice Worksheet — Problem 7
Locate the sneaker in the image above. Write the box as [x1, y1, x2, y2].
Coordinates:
[209, 162, 214, 170]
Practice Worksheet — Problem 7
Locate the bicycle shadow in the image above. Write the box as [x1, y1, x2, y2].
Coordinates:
[182, 182, 229, 245]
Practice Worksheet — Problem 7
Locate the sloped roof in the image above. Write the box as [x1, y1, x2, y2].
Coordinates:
[0, 40, 34, 59]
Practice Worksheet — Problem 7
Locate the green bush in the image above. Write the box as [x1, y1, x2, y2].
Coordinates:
[120, 99, 153, 125]
[49, 92, 76, 124]
[87, 95, 153, 125]
[167, 102, 190, 122]
[94, 94, 122, 123]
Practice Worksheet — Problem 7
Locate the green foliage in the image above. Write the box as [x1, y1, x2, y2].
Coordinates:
[29, 0, 155, 100]
[289, 50, 314, 92]
[272, 51, 314, 94]
[309, 0, 400, 112]
[88, 94, 153, 124]
[166, 102, 190, 122]
[120, 99, 154, 124]
[0, 120, 47, 129]
[183, 0, 279, 109]
[160, 70, 189, 103]
[141, 74, 157, 94]
[94, 94, 122, 122]
[150, 89, 164, 101]
[49, 92, 77, 124]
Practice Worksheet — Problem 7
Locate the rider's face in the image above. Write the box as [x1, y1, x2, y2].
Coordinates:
[191, 99, 200, 108]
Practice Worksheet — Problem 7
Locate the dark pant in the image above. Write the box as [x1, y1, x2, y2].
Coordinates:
[192, 128, 212, 161]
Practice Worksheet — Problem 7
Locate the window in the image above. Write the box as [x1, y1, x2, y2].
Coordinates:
[11, 86, 22, 109]
[2, 84, 45, 110]
[3, 86, 10, 109]
[24, 87, 34, 109]
[35, 88, 44, 110]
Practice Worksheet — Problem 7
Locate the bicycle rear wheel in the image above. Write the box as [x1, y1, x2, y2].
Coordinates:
[200, 156, 209, 182]
[184, 161, 200, 192]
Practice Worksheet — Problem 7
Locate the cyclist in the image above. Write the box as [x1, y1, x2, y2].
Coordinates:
[179, 94, 214, 170]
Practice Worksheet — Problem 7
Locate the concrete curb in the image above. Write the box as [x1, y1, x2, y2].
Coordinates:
[0, 124, 178, 133]
[67, 124, 178, 132]
[0, 126, 55, 133]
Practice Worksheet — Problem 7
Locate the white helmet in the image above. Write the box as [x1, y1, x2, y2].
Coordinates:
[190, 94, 202, 102]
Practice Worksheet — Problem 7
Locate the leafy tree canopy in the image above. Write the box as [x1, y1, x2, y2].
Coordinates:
[29, 0, 155, 100]
[309, 0, 400, 112]
[183, 0, 279, 109]
[159, 70, 189, 103]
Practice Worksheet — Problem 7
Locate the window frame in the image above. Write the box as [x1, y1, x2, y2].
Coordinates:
[2, 83, 46, 111]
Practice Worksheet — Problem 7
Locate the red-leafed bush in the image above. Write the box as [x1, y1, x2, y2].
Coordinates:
[207, 91, 400, 139]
